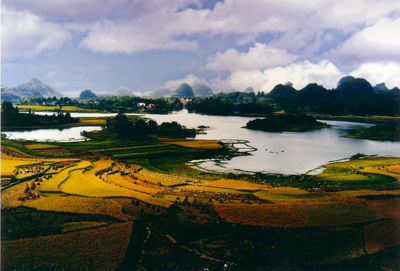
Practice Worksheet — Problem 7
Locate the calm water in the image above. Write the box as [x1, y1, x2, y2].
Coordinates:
[3, 126, 101, 142]
[7, 110, 400, 174]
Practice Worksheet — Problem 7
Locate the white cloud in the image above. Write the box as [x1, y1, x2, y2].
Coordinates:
[328, 18, 400, 65]
[263, 60, 344, 90]
[207, 43, 296, 72]
[2, 7, 72, 60]
[210, 60, 344, 93]
[350, 62, 400, 89]
[163, 74, 207, 90]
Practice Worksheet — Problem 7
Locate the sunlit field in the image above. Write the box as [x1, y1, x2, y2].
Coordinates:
[18, 105, 97, 112]
[2, 135, 399, 270]
[161, 139, 223, 149]
[206, 179, 268, 191]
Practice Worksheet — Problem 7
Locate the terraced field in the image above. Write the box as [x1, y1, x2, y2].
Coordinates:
[1, 138, 399, 271]
[39, 161, 91, 192]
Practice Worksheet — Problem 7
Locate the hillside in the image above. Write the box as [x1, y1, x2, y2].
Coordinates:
[1, 85, 22, 103]
[79, 89, 97, 100]
[171, 83, 195, 97]
[191, 83, 213, 97]
[111, 87, 134, 97]
[11, 78, 63, 98]
[146, 87, 172, 98]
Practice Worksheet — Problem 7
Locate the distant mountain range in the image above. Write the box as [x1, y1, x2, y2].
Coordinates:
[1, 78, 63, 103]
[2, 77, 399, 104]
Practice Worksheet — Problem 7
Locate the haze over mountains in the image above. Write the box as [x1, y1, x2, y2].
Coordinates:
[2, 76, 399, 104]
[1, 78, 63, 103]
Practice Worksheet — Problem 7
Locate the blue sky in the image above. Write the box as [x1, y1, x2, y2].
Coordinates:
[2, 0, 400, 97]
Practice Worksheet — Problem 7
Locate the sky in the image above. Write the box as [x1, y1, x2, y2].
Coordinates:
[2, 0, 400, 97]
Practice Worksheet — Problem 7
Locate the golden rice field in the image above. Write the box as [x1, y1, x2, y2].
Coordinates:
[78, 118, 107, 125]
[137, 169, 188, 186]
[16, 165, 50, 180]
[175, 184, 246, 194]
[1, 159, 41, 176]
[1, 222, 133, 271]
[325, 158, 400, 169]
[59, 169, 172, 208]
[18, 105, 97, 112]
[24, 195, 132, 221]
[88, 159, 114, 173]
[107, 173, 161, 196]
[359, 167, 400, 181]
[1, 181, 34, 207]
[254, 189, 330, 202]
[162, 140, 223, 149]
[364, 219, 400, 254]
[335, 190, 400, 198]
[214, 203, 310, 227]
[24, 144, 61, 150]
[3, 146, 36, 157]
[39, 161, 91, 192]
[206, 179, 267, 191]
[388, 165, 400, 174]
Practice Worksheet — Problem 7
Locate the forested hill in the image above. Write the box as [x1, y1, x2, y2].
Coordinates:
[187, 77, 399, 116]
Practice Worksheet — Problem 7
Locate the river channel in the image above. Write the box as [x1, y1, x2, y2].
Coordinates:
[4, 110, 400, 174]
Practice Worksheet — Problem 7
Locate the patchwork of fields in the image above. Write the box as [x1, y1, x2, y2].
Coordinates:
[1, 138, 400, 270]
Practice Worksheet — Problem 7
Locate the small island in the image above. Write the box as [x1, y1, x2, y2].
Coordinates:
[344, 122, 400, 141]
[245, 114, 330, 132]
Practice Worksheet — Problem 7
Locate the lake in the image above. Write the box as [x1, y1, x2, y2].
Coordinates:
[5, 110, 400, 174]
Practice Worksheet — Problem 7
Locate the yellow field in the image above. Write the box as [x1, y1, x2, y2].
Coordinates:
[162, 140, 223, 149]
[175, 184, 245, 194]
[267, 187, 310, 194]
[24, 144, 61, 150]
[60, 169, 172, 208]
[24, 195, 132, 221]
[40, 161, 91, 192]
[137, 168, 188, 186]
[1, 222, 133, 271]
[78, 118, 107, 125]
[3, 146, 35, 157]
[16, 165, 50, 180]
[107, 173, 161, 196]
[206, 179, 267, 191]
[1, 159, 41, 176]
[325, 158, 400, 169]
[18, 105, 96, 112]
[359, 166, 400, 181]
[88, 159, 114, 173]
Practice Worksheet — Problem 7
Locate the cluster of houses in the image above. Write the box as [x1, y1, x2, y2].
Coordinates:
[137, 103, 156, 110]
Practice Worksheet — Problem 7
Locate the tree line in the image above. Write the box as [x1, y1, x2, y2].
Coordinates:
[103, 113, 196, 139]
[1, 101, 79, 127]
